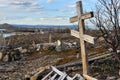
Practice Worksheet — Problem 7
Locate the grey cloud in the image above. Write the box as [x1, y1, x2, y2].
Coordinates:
[0, 0, 32, 6]
[10, 1, 31, 6]
[0, 0, 44, 12]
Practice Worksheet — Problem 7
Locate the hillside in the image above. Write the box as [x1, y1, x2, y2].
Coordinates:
[0, 23, 77, 32]
[0, 23, 35, 32]
[0, 23, 17, 31]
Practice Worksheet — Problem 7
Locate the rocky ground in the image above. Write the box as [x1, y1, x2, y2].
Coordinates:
[0, 33, 78, 80]
[90, 55, 120, 80]
[5, 33, 76, 48]
[0, 32, 119, 80]
[0, 51, 119, 80]
[0, 52, 62, 80]
[0, 52, 120, 80]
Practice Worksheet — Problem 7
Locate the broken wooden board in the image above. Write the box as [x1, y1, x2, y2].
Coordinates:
[56, 53, 112, 69]
[83, 74, 97, 80]
[27, 66, 50, 80]
[26, 53, 112, 80]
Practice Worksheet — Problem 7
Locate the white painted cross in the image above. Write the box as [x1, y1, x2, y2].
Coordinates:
[70, 1, 94, 74]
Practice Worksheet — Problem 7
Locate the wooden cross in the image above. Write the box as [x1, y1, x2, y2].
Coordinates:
[70, 1, 94, 74]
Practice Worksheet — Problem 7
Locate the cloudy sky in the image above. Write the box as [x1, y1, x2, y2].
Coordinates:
[0, 0, 97, 25]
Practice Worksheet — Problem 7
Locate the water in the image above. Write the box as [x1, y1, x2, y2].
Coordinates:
[0, 29, 15, 38]
[3, 33, 15, 38]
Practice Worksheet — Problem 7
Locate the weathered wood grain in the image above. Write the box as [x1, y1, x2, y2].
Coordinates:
[71, 30, 96, 44]
[70, 12, 93, 23]
[70, 1, 94, 74]
[83, 74, 97, 80]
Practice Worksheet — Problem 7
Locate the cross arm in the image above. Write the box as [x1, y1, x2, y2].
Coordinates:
[71, 30, 96, 44]
[81, 12, 94, 20]
[70, 11, 94, 23]
[70, 16, 78, 23]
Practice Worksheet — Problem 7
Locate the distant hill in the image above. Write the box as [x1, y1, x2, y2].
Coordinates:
[12, 24, 95, 30]
[0, 23, 95, 30]
[0, 23, 95, 32]
[0, 23, 35, 32]
[0, 23, 76, 29]
[0, 23, 16, 30]
[12, 24, 76, 29]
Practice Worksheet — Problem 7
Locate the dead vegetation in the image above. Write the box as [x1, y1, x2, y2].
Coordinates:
[90, 53, 120, 79]
[0, 30, 119, 79]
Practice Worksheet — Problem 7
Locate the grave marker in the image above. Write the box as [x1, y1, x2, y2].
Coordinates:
[70, 1, 94, 74]
[0, 30, 5, 46]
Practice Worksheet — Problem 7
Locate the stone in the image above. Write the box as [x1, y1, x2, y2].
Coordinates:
[76, 52, 80, 59]
[3, 75, 9, 79]
[106, 76, 116, 80]
[3, 54, 9, 62]
[117, 78, 120, 80]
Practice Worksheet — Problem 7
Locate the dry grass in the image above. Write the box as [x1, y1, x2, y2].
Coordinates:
[90, 54, 120, 79]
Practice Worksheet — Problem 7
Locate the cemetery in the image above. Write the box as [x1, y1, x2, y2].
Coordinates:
[28, 1, 119, 80]
[0, 0, 120, 80]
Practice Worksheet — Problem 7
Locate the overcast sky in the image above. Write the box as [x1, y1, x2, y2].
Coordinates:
[0, 0, 97, 25]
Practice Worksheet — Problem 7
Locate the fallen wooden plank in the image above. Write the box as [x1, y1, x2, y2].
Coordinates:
[83, 74, 97, 80]
[56, 53, 112, 69]
[30, 66, 50, 80]
[72, 74, 84, 80]
[29, 53, 112, 80]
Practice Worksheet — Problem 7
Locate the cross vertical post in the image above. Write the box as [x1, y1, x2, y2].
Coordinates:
[70, 1, 94, 75]
[77, 1, 88, 74]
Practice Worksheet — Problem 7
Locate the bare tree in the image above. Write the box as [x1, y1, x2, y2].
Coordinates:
[91, 0, 120, 62]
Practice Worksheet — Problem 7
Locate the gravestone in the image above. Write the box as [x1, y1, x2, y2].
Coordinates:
[55, 40, 61, 51]
[0, 52, 3, 60]
[0, 30, 5, 46]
